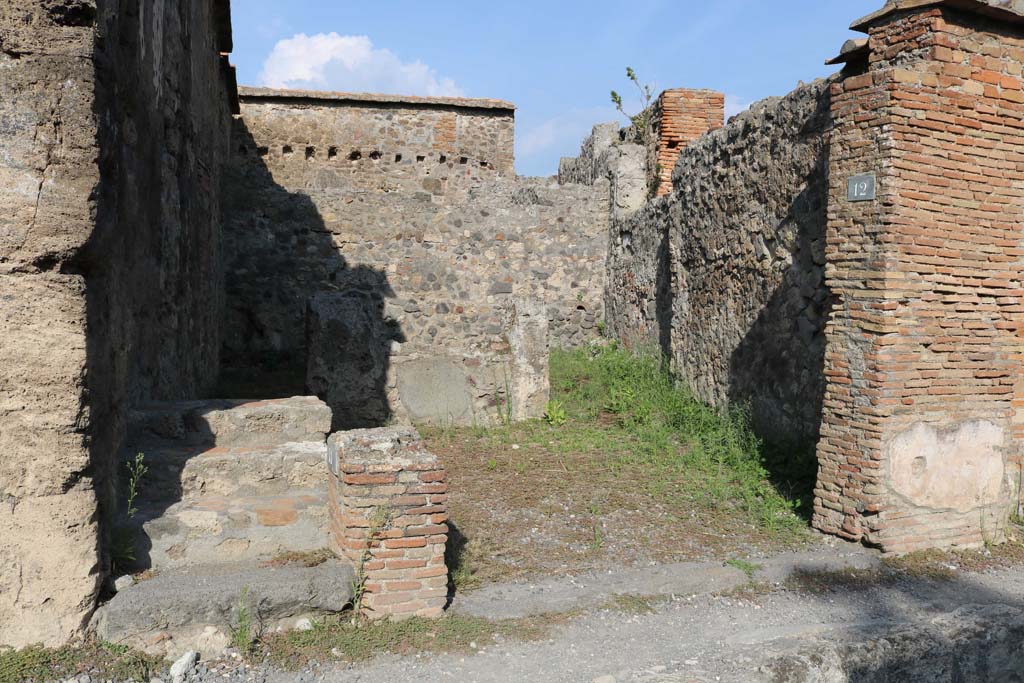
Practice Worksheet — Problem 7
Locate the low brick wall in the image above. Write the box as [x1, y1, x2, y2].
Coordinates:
[326, 427, 449, 619]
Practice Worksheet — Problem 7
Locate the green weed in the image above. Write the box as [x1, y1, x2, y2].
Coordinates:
[109, 525, 138, 577]
[0, 641, 161, 683]
[230, 586, 258, 654]
[611, 66, 655, 145]
[543, 400, 568, 427]
[725, 558, 763, 580]
[110, 452, 148, 576]
[124, 453, 148, 518]
[548, 346, 806, 535]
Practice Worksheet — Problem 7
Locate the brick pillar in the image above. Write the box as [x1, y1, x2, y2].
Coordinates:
[652, 89, 725, 196]
[814, 5, 1024, 553]
[327, 427, 449, 619]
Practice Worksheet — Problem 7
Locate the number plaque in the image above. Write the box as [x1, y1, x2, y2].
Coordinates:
[847, 173, 876, 202]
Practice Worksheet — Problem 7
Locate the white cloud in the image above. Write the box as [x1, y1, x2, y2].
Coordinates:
[259, 33, 464, 97]
[725, 94, 751, 120]
[517, 107, 619, 174]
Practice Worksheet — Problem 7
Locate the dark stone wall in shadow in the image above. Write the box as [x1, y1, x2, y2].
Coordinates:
[221, 100, 609, 429]
[88, 0, 235, 574]
[0, 0, 235, 644]
[219, 120, 398, 431]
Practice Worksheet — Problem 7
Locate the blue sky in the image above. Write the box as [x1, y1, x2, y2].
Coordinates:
[231, 1, 882, 176]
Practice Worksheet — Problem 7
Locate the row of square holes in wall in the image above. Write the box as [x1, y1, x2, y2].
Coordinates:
[241, 144, 490, 169]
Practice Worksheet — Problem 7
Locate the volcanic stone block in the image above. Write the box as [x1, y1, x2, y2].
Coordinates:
[307, 293, 391, 430]
[396, 358, 474, 425]
[508, 298, 550, 422]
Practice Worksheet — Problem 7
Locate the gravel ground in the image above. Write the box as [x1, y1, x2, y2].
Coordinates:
[93, 544, 1024, 683]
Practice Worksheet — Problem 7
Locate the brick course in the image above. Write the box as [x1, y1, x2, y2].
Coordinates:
[651, 90, 725, 196]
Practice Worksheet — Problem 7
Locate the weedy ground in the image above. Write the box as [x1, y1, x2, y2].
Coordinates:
[256, 611, 569, 669]
[424, 344, 817, 590]
[0, 641, 162, 683]
[12, 346, 1024, 678]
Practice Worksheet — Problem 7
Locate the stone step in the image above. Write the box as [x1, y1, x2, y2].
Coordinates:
[128, 396, 332, 450]
[91, 560, 356, 659]
[128, 489, 328, 572]
[134, 440, 328, 504]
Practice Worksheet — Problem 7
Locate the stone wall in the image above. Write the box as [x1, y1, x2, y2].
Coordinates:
[224, 94, 609, 428]
[813, 3, 1024, 552]
[0, 0, 235, 647]
[236, 87, 516, 182]
[604, 81, 833, 445]
[600, 0, 1024, 553]
[558, 122, 648, 217]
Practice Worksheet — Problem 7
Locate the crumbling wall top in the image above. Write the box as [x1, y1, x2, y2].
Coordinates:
[851, 0, 1024, 32]
[238, 86, 515, 112]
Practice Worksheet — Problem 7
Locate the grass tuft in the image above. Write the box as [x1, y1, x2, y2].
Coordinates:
[546, 345, 807, 533]
[258, 613, 558, 669]
[601, 594, 668, 615]
[230, 586, 258, 655]
[0, 641, 162, 683]
[725, 558, 763, 580]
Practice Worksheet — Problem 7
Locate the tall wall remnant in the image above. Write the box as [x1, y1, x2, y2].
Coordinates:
[575, 84, 830, 444]
[602, 82, 833, 445]
[650, 89, 725, 196]
[0, 0, 236, 648]
[814, 0, 1024, 552]
[225, 89, 608, 429]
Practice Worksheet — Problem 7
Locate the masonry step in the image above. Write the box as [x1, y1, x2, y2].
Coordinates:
[128, 396, 332, 450]
[134, 440, 328, 504]
[126, 441, 329, 571]
[127, 488, 329, 572]
[91, 560, 356, 659]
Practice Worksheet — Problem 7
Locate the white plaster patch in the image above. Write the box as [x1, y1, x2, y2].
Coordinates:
[888, 420, 1006, 513]
[176, 510, 221, 533]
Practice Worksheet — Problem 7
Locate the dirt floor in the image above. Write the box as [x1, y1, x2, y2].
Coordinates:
[424, 421, 811, 590]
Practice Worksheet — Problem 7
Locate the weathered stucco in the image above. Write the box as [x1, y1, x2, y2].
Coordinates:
[887, 420, 1006, 514]
[0, 0, 234, 647]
